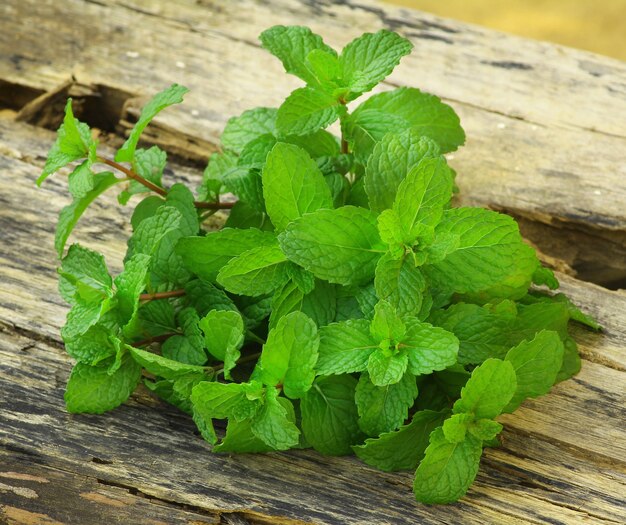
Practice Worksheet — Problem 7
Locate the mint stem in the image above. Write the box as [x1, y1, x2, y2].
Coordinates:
[139, 289, 186, 301]
[100, 157, 234, 210]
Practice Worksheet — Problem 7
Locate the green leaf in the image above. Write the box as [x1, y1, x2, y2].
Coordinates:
[316, 319, 377, 375]
[442, 413, 473, 443]
[340, 29, 413, 99]
[364, 131, 442, 212]
[370, 300, 406, 343]
[504, 330, 564, 412]
[250, 387, 300, 450]
[286, 264, 316, 295]
[129, 346, 208, 379]
[469, 419, 503, 441]
[413, 427, 483, 504]
[184, 279, 238, 317]
[402, 319, 460, 376]
[425, 208, 538, 295]
[301, 375, 362, 455]
[116, 84, 189, 162]
[356, 371, 418, 436]
[58, 244, 113, 304]
[557, 337, 581, 383]
[262, 143, 333, 230]
[345, 87, 465, 163]
[114, 254, 150, 333]
[354, 410, 447, 472]
[238, 134, 277, 166]
[55, 172, 120, 257]
[224, 167, 266, 212]
[191, 381, 262, 421]
[224, 201, 271, 230]
[213, 418, 274, 453]
[221, 107, 277, 153]
[64, 324, 119, 365]
[430, 302, 515, 365]
[257, 311, 319, 399]
[375, 253, 426, 317]
[276, 87, 345, 136]
[65, 353, 141, 414]
[161, 308, 207, 365]
[198, 151, 237, 201]
[61, 301, 112, 341]
[39, 99, 95, 185]
[198, 310, 245, 379]
[217, 244, 289, 297]
[279, 206, 384, 286]
[452, 358, 517, 419]
[393, 157, 454, 238]
[119, 146, 166, 204]
[367, 349, 408, 387]
[177, 228, 276, 282]
[129, 205, 182, 257]
[260, 25, 336, 86]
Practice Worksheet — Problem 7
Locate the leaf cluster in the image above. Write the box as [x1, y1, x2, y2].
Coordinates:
[39, 25, 599, 504]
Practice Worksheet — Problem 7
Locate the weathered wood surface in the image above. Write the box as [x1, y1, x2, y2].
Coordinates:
[1, 0, 625, 523]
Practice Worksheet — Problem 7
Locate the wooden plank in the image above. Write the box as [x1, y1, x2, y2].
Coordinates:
[1, 328, 624, 525]
[1, 0, 625, 243]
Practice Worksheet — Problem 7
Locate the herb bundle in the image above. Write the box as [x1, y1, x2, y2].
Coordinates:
[38, 25, 598, 504]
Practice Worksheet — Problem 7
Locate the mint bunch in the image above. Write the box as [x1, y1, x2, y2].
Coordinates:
[38, 25, 599, 504]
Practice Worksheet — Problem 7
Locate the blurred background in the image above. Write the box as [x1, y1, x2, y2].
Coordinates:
[385, 0, 626, 60]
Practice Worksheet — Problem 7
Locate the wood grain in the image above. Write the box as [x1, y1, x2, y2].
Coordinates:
[0, 0, 625, 523]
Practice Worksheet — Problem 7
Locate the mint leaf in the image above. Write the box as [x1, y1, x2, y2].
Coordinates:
[214, 418, 274, 453]
[262, 142, 333, 230]
[161, 308, 207, 366]
[374, 253, 426, 317]
[177, 228, 276, 282]
[430, 302, 515, 365]
[340, 30, 412, 99]
[453, 358, 517, 419]
[116, 84, 189, 162]
[346, 87, 465, 162]
[557, 337, 581, 383]
[198, 310, 245, 379]
[114, 254, 150, 334]
[442, 413, 473, 443]
[354, 410, 446, 472]
[129, 346, 208, 379]
[58, 244, 112, 304]
[413, 427, 483, 504]
[370, 300, 406, 343]
[504, 330, 564, 412]
[425, 208, 538, 295]
[55, 172, 120, 257]
[393, 157, 453, 238]
[367, 350, 408, 387]
[217, 244, 289, 297]
[64, 325, 119, 365]
[257, 311, 319, 399]
[279, 206, 384, 286]
[65, 353, 141, 414]
[61, 301, 112, 341]
[356, 371, 418, 436]
[301, 375, 361, 455]
[316, 319, 377, 375]
[39, 99, 95, 185]
[221, 107, 277, 153]
[119, 146, 166, 204]
[364, 131, 440, 212]
[402, 319, 459, 376]
[260, 25, 336, 86]
[250, 387, 300, 450]
[129, 205, 182, 257]
[276, 87, 345, 136]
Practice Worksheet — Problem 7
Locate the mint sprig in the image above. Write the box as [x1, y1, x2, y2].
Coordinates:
[38, 25, 598, 505]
